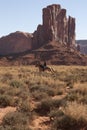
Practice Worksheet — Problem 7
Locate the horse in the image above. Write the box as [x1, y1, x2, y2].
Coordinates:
[35, 61, 55, 73]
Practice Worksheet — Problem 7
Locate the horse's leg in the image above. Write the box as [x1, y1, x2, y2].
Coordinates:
[46, 67, 55, 73]
[45, 67, 52, 72]
[50, 67, 55, 73]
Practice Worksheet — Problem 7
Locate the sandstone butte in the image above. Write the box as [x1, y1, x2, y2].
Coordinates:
[0, 4, 87, 65]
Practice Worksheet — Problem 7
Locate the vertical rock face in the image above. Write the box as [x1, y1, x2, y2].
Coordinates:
[33, 4, 76, 48]
[68, 16, 75, 47]
[43, 5, 61, 42]
[32, 25, 44, 48]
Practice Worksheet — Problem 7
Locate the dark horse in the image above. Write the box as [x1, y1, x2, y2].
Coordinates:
[35, 61, 54, 73]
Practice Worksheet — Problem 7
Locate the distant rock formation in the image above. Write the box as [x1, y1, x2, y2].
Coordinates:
[0, 31, 33, 55]
[0, 4, 86, 66]
[0, 4, 76, 55]
[76, 40, 87, 54]
[33, 4, 75, 48]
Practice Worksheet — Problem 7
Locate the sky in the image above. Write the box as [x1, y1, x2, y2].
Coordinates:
[0, 0, 87, 40]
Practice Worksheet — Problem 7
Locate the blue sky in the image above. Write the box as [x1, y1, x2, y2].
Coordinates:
[0, 0, 87, 40]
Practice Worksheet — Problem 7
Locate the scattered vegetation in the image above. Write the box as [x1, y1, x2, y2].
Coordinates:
[0, 65, 87, 130]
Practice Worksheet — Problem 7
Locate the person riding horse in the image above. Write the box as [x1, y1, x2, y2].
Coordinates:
[35, 61, 54, 73]
[43, 61, 47, 71]
[35, 61, 47, 71]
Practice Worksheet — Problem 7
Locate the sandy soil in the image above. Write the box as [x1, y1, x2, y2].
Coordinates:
[30, 116, 50, 130]
[0, 107, 16, 124]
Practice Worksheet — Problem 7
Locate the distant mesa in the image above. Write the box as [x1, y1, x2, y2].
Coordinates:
[0, 4, 87, 65]
[76, 40, 87, 54]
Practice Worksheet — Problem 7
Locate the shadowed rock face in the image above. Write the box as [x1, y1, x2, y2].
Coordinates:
[33, 4, 75, 48]
[68, 16, 75, 47]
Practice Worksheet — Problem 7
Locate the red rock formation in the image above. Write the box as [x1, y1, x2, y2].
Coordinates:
[0, 31, 33, 55]
[68, 16, 75, 47]
[0, 4, 76, 56]
[32, 25, 44, 49]
[42, 5, 61, 42]
[33, 4, 75, 48]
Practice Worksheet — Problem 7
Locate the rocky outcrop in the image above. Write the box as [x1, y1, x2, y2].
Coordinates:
[76, 40, 87, 54]
[0, 31, 33, 55]
[0, 4, 76, 55]
[32, 25, 44, 49]
[33, 4, 75, 48]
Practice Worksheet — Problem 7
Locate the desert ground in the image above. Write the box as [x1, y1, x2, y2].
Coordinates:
[0, 65, 87, 130]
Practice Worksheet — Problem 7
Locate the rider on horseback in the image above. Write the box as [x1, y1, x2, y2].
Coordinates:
[43, 61, 47, 71]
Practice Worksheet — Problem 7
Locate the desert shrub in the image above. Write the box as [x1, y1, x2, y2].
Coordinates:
[49, 109, 64, 120]
[72, 69, 87, 83]
[31, 91, 49, 101]
[37, 85, 55, 96]
[54, 115, 87, 130]
[51, 99, 65, 108]
[18, 88, 30, 101]
[63, 75, 77, 89]
[18, 100, 31, 114]
[66, 84, 87, 104]
[29, 85, 40, 92]
[36, 98, 65, 116]
[1, 73, 13, 83]
[0, 86, 22, 101]
[53, 102, 87, 130]
[0, 125, 31, 130]
[2, 111, 30, 130]
[10, 80, 23, 88]
[0, 86, 24, 107]
[0, 126, 12, 130]
[66, 91, 79, 102]
[35, 99, 51, 115]
[74, 83, 87, 96]
[80, 95, 87, 104]
[5, 87, 21, 97]
[0, 95, 15, 107]
[30, 84, 55, 99]
[47, 89, 55, 96]
[0, 86, 10, 95]
[3, 73, 13, 80]
[0, 86, 28, 108]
